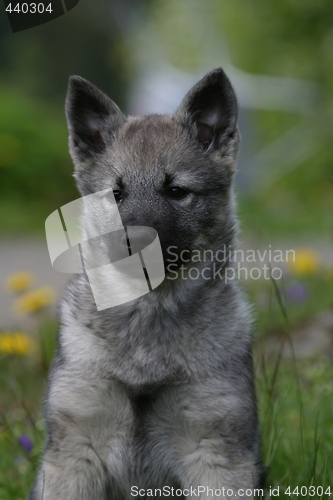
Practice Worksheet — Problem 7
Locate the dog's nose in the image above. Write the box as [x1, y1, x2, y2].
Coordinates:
[121, 226, 155, 254]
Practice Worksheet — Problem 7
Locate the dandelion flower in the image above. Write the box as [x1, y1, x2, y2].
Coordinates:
[4, 272, 34, 293]
[0, 332, 34, 355]
[287, 248, 320, 276]
[13, 286, 56, 315]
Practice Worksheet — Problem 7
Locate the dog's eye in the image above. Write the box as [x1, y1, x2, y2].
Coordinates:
[113, 190, 123, 202]
[168, 187, 189, 199]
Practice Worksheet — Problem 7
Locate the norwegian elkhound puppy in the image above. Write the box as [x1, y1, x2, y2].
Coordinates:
[29, 68, 264, 500]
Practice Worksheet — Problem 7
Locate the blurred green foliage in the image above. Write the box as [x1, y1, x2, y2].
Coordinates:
[0, 88, 68, 198]
[0, 0, 332, 237]
[216, 0, 333, 238]
[0, 0, 132, 105]
[0, 0, 134, 234]
[0, 88, 77, 233]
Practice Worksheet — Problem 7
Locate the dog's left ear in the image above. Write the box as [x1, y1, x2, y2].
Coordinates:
[176, 68, 238, 154]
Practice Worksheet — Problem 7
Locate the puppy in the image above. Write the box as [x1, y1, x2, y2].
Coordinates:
[29, 68, 264, 500]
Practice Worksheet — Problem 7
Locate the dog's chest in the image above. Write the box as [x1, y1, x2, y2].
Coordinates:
[96, 386, 177, 486]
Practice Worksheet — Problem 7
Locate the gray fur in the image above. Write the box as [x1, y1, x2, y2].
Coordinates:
[29, 68, 264, 500]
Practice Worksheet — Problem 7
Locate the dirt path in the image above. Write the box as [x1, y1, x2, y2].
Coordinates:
[1, 237, 332, 350]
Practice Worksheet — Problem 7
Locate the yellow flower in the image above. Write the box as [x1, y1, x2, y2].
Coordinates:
[0, 332, 35, 356]
[287, 248, 320, 276]
[4, 272, 34, 293]
[13, 286, 56, 315]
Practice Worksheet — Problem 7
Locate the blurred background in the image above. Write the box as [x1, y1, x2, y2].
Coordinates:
[0, 0, 332, 497]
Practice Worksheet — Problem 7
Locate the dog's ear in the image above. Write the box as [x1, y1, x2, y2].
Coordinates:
[176, 68, 238, 154]
[66, 76, 125, 160]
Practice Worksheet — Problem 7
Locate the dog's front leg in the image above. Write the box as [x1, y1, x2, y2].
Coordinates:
[28, 372, 133, 500]
[28, 449, 111, 500]
[177, 438, 260, 500]
[156, 380, 263, 500]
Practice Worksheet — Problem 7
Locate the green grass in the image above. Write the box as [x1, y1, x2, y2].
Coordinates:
[238, 194, 333, 240]
[246, 271, 333, 335]
[0, 318, 56, 499]
[0, 199, 57, 237]
[257, 352, 333, 497]
[255, 276, 333, 498]
[0, 279, 332, 499]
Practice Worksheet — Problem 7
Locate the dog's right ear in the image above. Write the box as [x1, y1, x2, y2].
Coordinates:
[66, 76, 125, 161]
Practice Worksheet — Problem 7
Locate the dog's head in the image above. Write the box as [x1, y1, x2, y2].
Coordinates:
[65, 68, 240, 267]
